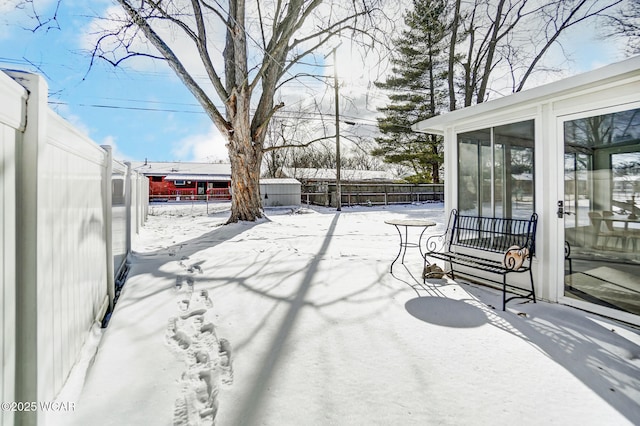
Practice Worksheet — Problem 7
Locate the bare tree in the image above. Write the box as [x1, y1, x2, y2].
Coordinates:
[89, 0, 389, 222]
[447, 0, 624, 108]
[261, 103, 334, 178]
[603, 0, 640, 54]
[342, 140, 386, 170]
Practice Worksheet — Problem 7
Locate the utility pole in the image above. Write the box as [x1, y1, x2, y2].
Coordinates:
[332, 47, 342, 211]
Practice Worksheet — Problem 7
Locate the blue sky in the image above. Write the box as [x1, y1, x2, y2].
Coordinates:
[0, 1, 630, 163]
[1, 1, 229, 162]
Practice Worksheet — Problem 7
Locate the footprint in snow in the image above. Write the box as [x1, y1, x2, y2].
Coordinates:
[168, 278, 231, 426]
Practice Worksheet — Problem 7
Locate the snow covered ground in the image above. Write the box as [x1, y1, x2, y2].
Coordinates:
[48, 201, 640, 425]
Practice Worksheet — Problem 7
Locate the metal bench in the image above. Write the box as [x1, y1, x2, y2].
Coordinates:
[424, 209, 538, 310]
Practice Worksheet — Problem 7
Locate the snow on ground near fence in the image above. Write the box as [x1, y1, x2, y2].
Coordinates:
[49, 201, 640, 426]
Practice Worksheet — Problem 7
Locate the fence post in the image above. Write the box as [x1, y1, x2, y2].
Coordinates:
[124, 162, 133, 257]
[11, 70, 47, 425]
[0, 71, 23, 426]
[324, 183, 329, 207]
[103, 146, 115, 311]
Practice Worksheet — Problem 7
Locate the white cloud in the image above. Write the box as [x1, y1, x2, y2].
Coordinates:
[0, 0, 57, 40]
[171, 125, 229, 162]
[101, 135, 133, 162]
[48, 104, 132, 162]
[0, 0, 21, 13]
[51, 102, 92, 135]
[79, 3, 225, 81]
[0, 0, 57, 14]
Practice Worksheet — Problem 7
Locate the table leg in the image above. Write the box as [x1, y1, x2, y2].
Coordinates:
[390, 224, 403, 273]
[400, 225, 409, 265]
[388, 223, 433, 274]
[418, 226, 428, 259]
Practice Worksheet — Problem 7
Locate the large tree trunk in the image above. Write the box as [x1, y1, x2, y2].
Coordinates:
[223, 0, 264, 223]
[228, 137, 263, 222]
[226, 84, 264, 222]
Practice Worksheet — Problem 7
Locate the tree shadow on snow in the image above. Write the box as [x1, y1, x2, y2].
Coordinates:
[465, 283, 640, 424]
[391, 263, 640, 424]
[118, 210, 406, 423]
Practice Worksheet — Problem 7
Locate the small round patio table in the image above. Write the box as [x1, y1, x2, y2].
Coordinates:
[385, 219, 437, 273]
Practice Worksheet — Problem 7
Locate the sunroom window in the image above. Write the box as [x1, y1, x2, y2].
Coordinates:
[457, 120, 535, 219]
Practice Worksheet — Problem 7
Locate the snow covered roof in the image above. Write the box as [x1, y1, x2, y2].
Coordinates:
[130, 161, 231, 177]
[260, 178, 301, 185]
[164, 174, 230, 182]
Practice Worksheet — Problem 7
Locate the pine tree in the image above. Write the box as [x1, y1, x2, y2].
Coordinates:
[373, 0, 448, 183]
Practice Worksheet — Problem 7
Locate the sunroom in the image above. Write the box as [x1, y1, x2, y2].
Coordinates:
[412, 55, 640, 326]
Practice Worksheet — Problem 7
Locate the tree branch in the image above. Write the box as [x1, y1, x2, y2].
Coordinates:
[516, 0, 623, 91]
[114, 0, 230, 133]
[262, 134, 336, 153]
[254, 101, 286, 144]
[189, 0, 230, 101]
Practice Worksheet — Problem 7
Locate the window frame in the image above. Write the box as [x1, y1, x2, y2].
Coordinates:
[457, 119, 535, 219]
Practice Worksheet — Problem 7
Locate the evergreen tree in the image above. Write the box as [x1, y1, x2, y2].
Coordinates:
[373, 0, 448, 183]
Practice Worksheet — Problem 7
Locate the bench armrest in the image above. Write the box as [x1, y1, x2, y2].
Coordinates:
[425, 231, 449, 254]
[502, 245, 530, 271]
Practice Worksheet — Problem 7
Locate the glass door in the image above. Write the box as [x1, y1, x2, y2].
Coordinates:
[562, 107, 640, 316]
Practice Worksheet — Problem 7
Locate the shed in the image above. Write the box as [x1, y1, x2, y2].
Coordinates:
[412, 55, 640, 326]
[260, 178, 301, 207]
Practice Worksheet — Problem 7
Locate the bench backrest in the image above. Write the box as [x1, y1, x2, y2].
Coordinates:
[447, 209, 538, 256]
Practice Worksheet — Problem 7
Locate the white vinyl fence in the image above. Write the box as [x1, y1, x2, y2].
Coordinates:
[0, 70, 21, 426]
[0, 70, 148, 426]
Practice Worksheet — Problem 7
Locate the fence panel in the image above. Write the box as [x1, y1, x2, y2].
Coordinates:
[37, 111, 110, 402]
[301, 183, 444, 207]
[133, 169, 149, 234]
[1, 70, 148, 425]
[0, 70, 24, 426]
[0, 124, 17, 426]
[111, 159, 128, 278]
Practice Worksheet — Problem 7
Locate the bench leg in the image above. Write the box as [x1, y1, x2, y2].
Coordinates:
[503, 269, 537, 311]
[502, 275, 507, 311]
[423, 256, 428, 283]
[529, 267, 536, 303]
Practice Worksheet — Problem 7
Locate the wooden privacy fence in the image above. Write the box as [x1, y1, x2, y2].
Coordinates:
[301, 183, 444, 207]
[0, 70, 148, 426]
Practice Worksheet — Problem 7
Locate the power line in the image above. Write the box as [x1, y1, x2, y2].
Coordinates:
[48, 101, 206, 114]
[48, 99, 381, 127]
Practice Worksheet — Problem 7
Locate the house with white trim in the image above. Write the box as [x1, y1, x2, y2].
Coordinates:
[413, 56, 640, 326]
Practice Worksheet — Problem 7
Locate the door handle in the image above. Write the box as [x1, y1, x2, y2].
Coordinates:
[557, 201, 574, 218]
